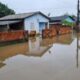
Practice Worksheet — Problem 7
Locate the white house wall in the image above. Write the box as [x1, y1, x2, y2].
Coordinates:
[24, 14, 49, 33]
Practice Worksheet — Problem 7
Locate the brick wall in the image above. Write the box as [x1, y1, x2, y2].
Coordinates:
[42, 25, 72, 38]
[42, 28, 57, 38]
[0, 30, 28, 42]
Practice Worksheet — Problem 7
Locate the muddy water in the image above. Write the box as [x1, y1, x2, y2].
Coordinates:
[0, 34, 80, 80]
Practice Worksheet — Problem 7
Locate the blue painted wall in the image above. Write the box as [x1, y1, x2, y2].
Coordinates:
[24, 14, 49, 33]
[39, 22, 46, 33]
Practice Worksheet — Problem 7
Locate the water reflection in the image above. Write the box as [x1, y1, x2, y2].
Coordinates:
[0, 43, 29, 68]
[0, 37, 52, 68]
[76, 33, 80, 68]
[57, 34, 74, 45]
[0, 62, 6, 68]
[0, 33, 80, 80]
[41, 34, 73, 46]
[0, 34, 74, 69]
[26, 37, 52, 57]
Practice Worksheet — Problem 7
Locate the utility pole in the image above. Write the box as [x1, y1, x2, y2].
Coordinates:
[76, 0, 80, 31]
[76, 0, 80, 68]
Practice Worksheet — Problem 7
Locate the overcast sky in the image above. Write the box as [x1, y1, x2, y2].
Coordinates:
[0, 0, 77, 16]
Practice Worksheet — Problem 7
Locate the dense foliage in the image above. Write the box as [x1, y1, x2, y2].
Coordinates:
[0, 2, 15, 17]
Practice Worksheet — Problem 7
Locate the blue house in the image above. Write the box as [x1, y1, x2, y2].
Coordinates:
[0, 11, 50, 34]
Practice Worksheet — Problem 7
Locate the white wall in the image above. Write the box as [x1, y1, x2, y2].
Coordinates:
[24, 14, 49, 33]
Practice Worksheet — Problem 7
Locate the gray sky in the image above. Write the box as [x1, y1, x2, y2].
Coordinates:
[0, 0, 77, 16]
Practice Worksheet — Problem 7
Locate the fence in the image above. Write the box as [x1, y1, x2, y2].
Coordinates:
[42, 27, 72, 38]
[42, 28, 57, 38]
[0, 30, 28, 42]
[59, 27, 72, 35]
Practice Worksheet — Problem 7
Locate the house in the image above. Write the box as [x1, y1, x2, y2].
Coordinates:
[27, 37, 51, 57]
[0, 11, 50, 34]
[49, 14, 75, 28]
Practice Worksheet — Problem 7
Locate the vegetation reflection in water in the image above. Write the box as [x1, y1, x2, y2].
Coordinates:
[0, 33, 80, 80]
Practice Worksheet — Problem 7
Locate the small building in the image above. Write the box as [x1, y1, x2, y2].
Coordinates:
[49, 14, 75, 28]
[0, 11, 50, 34]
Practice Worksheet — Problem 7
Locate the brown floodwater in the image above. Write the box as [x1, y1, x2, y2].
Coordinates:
[0, 33, 80, 80]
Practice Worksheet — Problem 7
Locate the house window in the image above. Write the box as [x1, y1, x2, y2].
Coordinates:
[30, 22, 35, 30]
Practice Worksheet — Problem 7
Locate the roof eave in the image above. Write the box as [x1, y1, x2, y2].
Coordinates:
[0, 18, 24, 21]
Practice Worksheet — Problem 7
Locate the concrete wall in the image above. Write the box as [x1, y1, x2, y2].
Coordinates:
[24, 14, 49, 34]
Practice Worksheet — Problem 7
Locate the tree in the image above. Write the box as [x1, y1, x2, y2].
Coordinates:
[0, 2, 15, 17]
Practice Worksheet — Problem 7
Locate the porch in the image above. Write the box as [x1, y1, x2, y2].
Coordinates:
[0, 20, 29, 42]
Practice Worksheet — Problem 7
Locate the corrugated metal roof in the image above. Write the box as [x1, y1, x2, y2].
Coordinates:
[50, 15, 75, 22]
[0, 20, 21, 25]
[0, 12, 35, 21]
[0, 11, 49, 21]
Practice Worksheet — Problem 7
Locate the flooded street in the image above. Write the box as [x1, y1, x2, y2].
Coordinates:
[0, 33, 80, 80]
